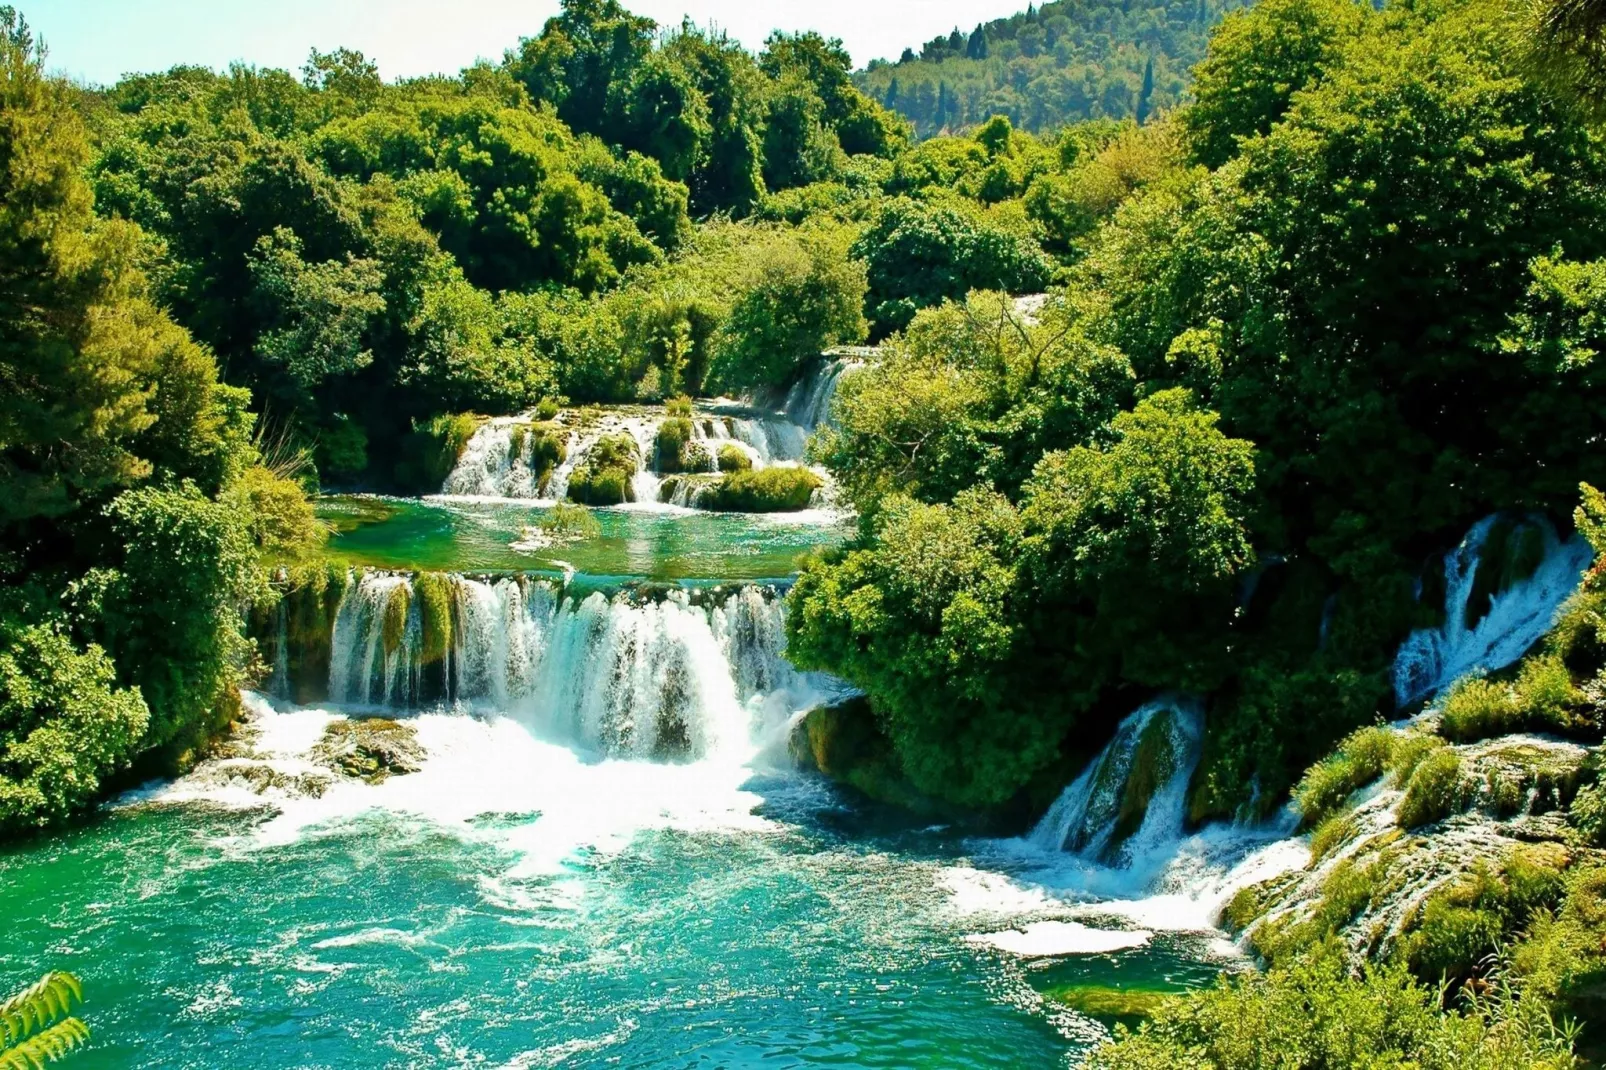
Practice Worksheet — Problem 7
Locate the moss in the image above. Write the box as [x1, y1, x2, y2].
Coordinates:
[1045, 984, 1177, 1029]
[718, 444, 753, 473]
[790, 700, 957, 817]
[699, 467, 823, 512]
[655, 417, 694, 473]
[273, 563, 350, 704]
[1255, 855, 1390, 963]
[381, 584, 410, 657]
[1110, 710, 1177, 849]
[1397, 749, 1465, 829]
[313, 718, 423, 784]
[413, 573, 455, 667]
[567, 433, 640, 505]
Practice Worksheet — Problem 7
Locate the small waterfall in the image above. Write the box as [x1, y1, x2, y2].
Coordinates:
[304, 572, 839, 762]
[1392, 514, 1591, 706]
[1029, 696, 1204, 867]
[783, 358, 858, 432]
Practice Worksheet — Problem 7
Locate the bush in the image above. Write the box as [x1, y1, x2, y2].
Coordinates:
[699, 466, 823, 512]
[537, 502, 602, 543]
[1400, 846, 1569, 985]
[1086, 941, 1578, 1070]
[566, 434, 640, 505]
[1440, 676, 1520, 742]
[1398, 750, 1466, 829]
[654, 417, 694, 473]
[717, 444, 752, 473]
[536, 397, 561, 421]
[1293, 725, 1396, 829]
[1572, 783, 1606, 846]
[0, 623, 150, 836]
[1514, 655, 1579, 731]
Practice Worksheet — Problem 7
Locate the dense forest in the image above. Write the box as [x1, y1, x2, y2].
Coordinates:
[855, 0, 1248, 137]
[5, 0, 1606, 1061]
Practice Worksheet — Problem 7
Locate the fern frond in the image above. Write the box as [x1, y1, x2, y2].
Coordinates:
[0, 975, 82, 1049]
[0, 1016, 89, 1069]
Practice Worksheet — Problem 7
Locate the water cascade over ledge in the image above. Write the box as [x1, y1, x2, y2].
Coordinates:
[1392, 514, 1591, 706]
[264, 571, 844, 763]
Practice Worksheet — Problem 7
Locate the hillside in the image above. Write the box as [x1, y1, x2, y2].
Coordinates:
[855, 0, 1247, 137]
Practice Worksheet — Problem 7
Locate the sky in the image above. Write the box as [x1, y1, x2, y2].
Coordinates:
[26, 0, 1032, 86]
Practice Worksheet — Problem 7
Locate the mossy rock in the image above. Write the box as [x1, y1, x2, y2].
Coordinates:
[1465, 517, 1548, 630]
[395, 412, 488, 492]
[700, 467, 823, 512]
[413, 572, 455, 667]
[1109, 711, 1178, 851]
[509, 422, 568, 492]
[790, 701, 954, 817]
[717, 444, 753, 473]
[313, 718, 424, 784]
[381, 584, 410, 656]
[567, 433, 640, 505]
[1044, 984, 1177, 1030]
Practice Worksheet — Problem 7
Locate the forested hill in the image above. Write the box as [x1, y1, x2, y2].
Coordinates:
[855, 0, 1247, 137]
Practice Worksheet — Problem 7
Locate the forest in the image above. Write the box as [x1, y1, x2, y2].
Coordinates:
[5, 0, 1606, 1062]
[856, 0, 1248, 136]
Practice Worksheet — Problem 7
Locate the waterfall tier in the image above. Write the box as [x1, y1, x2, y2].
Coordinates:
[1393, 514, 1591, 706]
[1029, 696, 1205, 866]
[442, 358, 861, 503]
[264, 572, 843, 764]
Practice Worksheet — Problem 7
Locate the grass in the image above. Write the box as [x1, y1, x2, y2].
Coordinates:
[567, 434, 640, 505]
[1397, 749, 1465, 829]
[718, 444, 752, 473]
[1293, 725, 1397, 829]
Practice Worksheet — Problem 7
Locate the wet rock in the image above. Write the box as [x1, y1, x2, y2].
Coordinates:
[313, 718, 424, 784]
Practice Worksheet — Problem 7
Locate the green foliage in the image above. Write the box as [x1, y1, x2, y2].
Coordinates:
[412, 573, 454, 667]
[538, 502, 603, 542]
[1181, 0, 1367, 169]
[1441, 677, 1523, 742]
[717, 444, 751, 473]
[1398, 749, 1467, 830]
[852, 198, 1054, 335]
[1087, 942, 1579, 1069]
[566, 434, 640, 505]
[0, 621, 149, 836]
[1291, 725, 1397, 830]
[857, 0, 1248, 137]
[1572, 782, 1606, 846]
[0, 970, 88, 1069]
[398, 413, 486, 493]
[699, 467, 822, 512]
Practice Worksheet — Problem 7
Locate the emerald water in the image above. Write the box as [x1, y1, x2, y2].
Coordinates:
[0, 482, 1317, 1069]
[318, 496, 850, 583]
[0, 731, 1237, 1069]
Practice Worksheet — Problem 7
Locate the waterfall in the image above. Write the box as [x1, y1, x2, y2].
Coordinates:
[305, 572, 839, 762]
[1392, 514, 1591, 706]
[1028, 696, 1204, 867]
[782, 358, 859, 433]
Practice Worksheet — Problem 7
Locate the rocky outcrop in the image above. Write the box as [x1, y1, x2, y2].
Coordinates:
[312, 718, 424, 784]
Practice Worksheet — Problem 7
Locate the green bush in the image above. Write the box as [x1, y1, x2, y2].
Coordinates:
[717, 444, 752, 473]
[654, 418, 695, 473]
[1400, 845, 1569, 985]
[1439, 676, 1520, 742]
[567, 434, 640, 505]
[700, 466, 823, 512]
[1397, 749, 1466, 829]
[1572, 782, 1606, 846]
[1514, 655, 1578, 731]
[1087, 941, 1578, 1070]
[1293, 725, 1396, 829]
[536, 397, 561, 421]
[1309, 812, 1358, 862]
[537, 502, 603, 543]
[0, 623, 150, 836]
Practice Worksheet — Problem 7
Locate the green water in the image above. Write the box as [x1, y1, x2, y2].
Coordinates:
[318, 496, 851, 582]
[0, 767, 1221, 1069]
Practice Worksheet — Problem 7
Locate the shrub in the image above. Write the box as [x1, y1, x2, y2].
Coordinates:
[0, 623, 150, 835]
[1293, 725, 1396, 828]
[1513, 655, 1578, 732]
[1571, 783, 1606, 846]
[536, 397, 561, 420]
[700, 467, 823, 512]
[1309, 812, 1358, 862]
[1386, 732, 1447, 786]
[538, 502, 603, 543]
[1398, 750, 1466, 829]
[1439, 676, 1520, 742]
[717, 444, 753, 473]
[665, 395, 693, 417]
[655, 418, 694, 472]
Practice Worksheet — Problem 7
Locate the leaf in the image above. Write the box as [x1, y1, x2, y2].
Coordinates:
[0, 1017, 89, 1069]
[0, 974, 82, 1050]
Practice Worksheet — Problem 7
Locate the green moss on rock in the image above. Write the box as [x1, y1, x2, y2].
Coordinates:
[567, 434, 640, 505]
[700, 467, 823, 512]
[413, 573, 455, 667]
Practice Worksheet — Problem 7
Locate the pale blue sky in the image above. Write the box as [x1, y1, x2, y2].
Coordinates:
[26, 0, 1031, 85]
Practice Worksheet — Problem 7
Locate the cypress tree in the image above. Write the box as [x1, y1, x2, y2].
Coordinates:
[967, 24, 990, 60]
[1136, 55, 1155, 123]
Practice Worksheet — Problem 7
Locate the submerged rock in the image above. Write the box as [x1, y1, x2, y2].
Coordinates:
[313, 718, 424, 783]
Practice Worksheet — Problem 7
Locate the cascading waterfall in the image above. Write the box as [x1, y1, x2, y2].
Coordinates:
[1028, 697, 1205, 867]
[309, 571, 840, 763]
[1392, 514, 1591, 706]
[783, 358, 859, 432]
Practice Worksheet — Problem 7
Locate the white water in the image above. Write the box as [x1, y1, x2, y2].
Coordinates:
[322, 572, 843, 764]
[443, 359, 860, 503]
[1392, 514, 1591, 705]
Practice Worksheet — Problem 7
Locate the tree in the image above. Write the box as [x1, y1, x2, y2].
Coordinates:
[967, 25, 990, 61]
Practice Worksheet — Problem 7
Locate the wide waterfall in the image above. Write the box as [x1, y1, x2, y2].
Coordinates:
[288, 571, 840, 762]
[1392, 514, 1591, 706]
[1028, 696, 1205, 866]
[441, 358, 862, 502]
